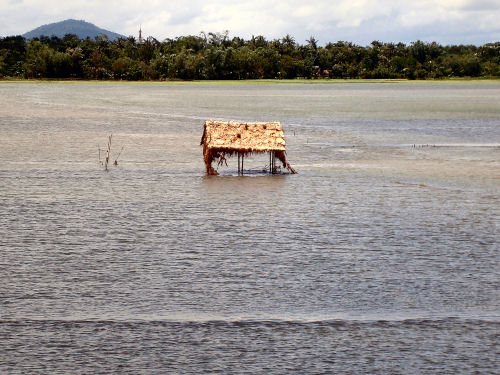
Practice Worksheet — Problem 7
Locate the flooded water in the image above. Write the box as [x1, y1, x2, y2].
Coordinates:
[1, 81, 499, 374]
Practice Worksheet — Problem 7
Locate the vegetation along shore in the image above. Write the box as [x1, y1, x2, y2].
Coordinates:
[1, 32, 499, 81]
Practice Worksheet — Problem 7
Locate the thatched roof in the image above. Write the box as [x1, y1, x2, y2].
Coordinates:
[200, 120, 296, 175]
[201, 120, 286, 152]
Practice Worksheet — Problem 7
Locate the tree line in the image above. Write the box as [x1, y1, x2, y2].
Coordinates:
[1, 32, 499, 80]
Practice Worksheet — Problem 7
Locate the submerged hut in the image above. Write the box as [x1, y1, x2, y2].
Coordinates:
[200, 120, 297, 175]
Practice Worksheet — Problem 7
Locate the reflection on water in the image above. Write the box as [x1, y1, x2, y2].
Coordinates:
[0, 81, 499, 374]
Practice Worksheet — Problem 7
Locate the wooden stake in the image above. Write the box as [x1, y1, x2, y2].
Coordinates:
[114, 145, 124, 166]
[104, 134, 112, 171]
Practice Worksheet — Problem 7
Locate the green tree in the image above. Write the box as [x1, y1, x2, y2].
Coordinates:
[24, 40, 51, 78]
[1, 30, 498, 81]
[0, 36, 26, 77]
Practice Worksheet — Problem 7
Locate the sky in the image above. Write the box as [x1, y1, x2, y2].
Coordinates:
[1, 0, 499, 45]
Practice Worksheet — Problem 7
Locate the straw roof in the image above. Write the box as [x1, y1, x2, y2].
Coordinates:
[200, 120, 297, 175]
[201, 120, 286, 152]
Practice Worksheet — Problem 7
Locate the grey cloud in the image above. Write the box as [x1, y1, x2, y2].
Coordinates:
[461, 0, 500, 11]
[304, 9, 500, 46]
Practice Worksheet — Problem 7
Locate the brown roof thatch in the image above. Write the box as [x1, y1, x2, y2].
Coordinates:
[200, 120, 297, 175]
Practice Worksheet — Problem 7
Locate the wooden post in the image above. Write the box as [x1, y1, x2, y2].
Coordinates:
[271, 151, 275, 174]
[238, 153, 240, 174]
[241, 154, 244, 175]
[104, 134, 112, 171]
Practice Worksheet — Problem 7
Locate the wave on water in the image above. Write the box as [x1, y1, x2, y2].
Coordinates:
[2, 313, 499, 326]
[405, 143, 500, 148]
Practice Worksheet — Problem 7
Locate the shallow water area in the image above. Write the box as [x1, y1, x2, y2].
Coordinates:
[0, 81, 499, 374]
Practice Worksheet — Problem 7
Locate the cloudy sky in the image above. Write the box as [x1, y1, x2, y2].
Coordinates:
[1, 0, 499, 45]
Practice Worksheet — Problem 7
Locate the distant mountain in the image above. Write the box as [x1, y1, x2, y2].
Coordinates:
[23, 19, 126, 40]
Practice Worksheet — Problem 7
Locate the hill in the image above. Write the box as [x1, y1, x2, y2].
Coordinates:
[23, 19, 126, 40]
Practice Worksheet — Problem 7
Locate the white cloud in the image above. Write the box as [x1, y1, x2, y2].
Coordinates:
[0, 0, 499, 44]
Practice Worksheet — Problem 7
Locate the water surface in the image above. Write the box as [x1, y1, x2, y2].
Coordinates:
[0, 81, 499, 374]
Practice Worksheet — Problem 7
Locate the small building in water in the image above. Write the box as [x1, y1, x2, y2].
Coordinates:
[200, 120, 297, 175]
